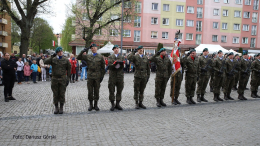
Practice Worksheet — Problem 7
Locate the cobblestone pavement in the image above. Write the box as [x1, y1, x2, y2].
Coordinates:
[0, 73, 260, 146]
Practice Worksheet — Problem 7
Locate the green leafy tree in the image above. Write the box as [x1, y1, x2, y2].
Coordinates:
[157, 43, 163, 52]
[239, 48, 243, 54]
[61, 16, 75, 52]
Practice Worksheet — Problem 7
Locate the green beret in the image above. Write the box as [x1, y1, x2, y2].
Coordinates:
[218, 50, 223, 54]
[228, 52, 234, 56]
[137, 46, 143, 50]
[189, 49, 196, 53]
[112, 45, 119, 50]
[159, 48, 166, 52]
[90, 44, 97, 48]
[243, 51, 248, 55]
[55, 47, 63, 53]
[203, 48, 208, 52]
[235, 54, 239, 57]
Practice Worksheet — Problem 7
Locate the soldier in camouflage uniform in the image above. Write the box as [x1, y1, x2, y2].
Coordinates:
[233, 54, 241, 90]
[209, 52, 217, 92]
[150, 48, 171, 107]
[196, 48, 210, 102]
[212, 50, 225, 102]
[185, 49, 200, 104]
[108, 45, 124, 111]
[250, 53, 260, 98]
[127, 46, 150, 109]
[223, 52, 236, 100]
[77, 44, 105, 111]
[44, 47, 71, 114]
[237, 51, 251, 100]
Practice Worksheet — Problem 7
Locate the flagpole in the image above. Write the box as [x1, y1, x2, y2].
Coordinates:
[120, 0, 124, 55]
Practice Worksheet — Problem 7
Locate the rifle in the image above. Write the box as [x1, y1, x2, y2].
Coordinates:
[201, 59, 212, 75]
[227, 61, 238, 77]
[243, 60, 251, 76]
[218, 59, 226, 76]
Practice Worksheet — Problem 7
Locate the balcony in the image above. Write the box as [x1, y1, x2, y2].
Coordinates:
[253, 5, 259, 10]
[252, 18, 258, 23]
[0, 31, 8, 36]
[0, 42, 8, 48]
[0, 18, 7, 25]
[197, 13, 203, 18]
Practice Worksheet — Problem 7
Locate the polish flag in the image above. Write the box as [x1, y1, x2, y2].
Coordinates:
[170, 39, 181, 75]
[52, 40, 55, 47]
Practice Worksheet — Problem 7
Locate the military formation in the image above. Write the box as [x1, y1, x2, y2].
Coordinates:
[42, 44, 260, 114]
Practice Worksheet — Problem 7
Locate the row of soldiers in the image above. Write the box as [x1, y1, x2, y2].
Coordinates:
[45, 45, 260, 114]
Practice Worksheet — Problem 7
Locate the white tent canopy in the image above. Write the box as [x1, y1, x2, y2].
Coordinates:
[97, 41, 126, 54]
[194, 44, 230, 54]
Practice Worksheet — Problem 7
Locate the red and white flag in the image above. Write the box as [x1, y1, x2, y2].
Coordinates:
[170, 39, 181, 75]
[52, 40, 55, 47]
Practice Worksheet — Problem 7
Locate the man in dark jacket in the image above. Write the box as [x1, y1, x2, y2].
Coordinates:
[10, 53, 18, 62]
[1, 53, 17, 102]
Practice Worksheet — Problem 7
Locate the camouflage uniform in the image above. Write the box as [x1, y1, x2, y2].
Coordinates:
[233, 59, 241, 89]
[185, 56, 200, 104]
[223, 58, 236, 100]
[209, 57, 215, 92]
[127, 52, 150, 108]
[212, 57, 225, 101]
[150, 53, 171, 106]
[250, 59, 260, 98]
[237, 58, 251, 100]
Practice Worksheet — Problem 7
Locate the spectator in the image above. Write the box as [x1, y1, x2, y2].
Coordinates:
[49, 65, 52, 81]
[10, 53, 18, 62]
[69, 54, 77, 83]
[28, 57, 32, 66]
[0, 53, 4, 62]
[75, 59, 79, 82]
[23, 62, 31, 84]
[124, 56, 130, 73]
[39, 55, 48, 81]
[21, 54, 28, 63]
[80, 52, 87, 81]
[36, 53, 42, 81]
[16, 57, 24, 84]
[105, 57, 109, 73]
[31, 53, 37, 60]
[1, 53, 17, 102]
[30, 60, 38, 83]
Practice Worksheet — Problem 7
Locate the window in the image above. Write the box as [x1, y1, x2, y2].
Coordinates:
[233, 24, 240, 30]
[134, 30, 141, 42]
[152, 3, 158, 10]
[196, 21, 202, 31]
[222, 23, 228, 29]
[162, 32, 169, 39]
[163, 4, 170, 11]
[186, 33, 193, 40]
[224, 0, 229, 3]
[242, 37, 248, 44]
[187, 20, 194, 27]
[243, 25, 249, 31]
[233, 37, 239, 43]
[213, 22, 219, 29]
[134, 16, 141, 27]
[252, 12, 258, 23]
[213, 9, 219, 16]
[197, 7, 203, 18]
[177, 5, 184, 12]
[163, 18, 169, 25]
[135, 2, 142, 13]
[111, 14, 119, 20]
[95, 29, 102, 35]
[212, 35, 218, 42]
[215, 0, 220, 2]
[176, 19, 183, 26]
[252, 25, 257, 35]
[234, 11, 241, 17]
[223, 10, 228, 16]
[123, 30, 131, 37]
[178, 33, 183, 39]
[82, 13, 89, 20]
[187, 6, 194, 13]
[123, 16, 131, 23]
[235, 0, 242, 4]
[151, 31, 158, 38]
[124, 1, 131, 8]
[250, 38, 256, 48]
[151, 17, 158, 24]
[254, 0, 259, 10]
[197, 0, 203, 4]
[196, 34, 202, 44]
[110, 29, 118, 36]
[245, 0, 251, 5]
[221, 36, 227, 42]
[244, 12, 250, 18]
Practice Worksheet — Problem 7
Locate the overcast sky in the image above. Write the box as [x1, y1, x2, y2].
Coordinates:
[38, 0, 76, 34]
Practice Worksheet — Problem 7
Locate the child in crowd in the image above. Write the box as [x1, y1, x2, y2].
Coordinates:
[23, 62, 31, 84]
[30, 60, 38, 83]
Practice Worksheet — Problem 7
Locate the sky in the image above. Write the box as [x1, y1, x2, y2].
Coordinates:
[38, 0, 76, 34]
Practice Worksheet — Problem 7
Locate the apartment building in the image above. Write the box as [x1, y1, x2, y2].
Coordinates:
[70, 0, 260, 54]
[0, 3, 11, 54]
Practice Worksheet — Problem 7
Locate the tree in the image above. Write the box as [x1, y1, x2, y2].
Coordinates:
[30, 18, 56, 54]
[11, 12, 21, 47]
[1, 0, 50, 57]
[239, 47, 243, 54]
[73, 0, 138, 48]
[61, 16, 75, 52]
[157, 43, 163, 52]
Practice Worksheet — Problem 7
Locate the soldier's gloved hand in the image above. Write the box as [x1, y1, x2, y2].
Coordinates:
[133, 48, 138, 53]
[113, 61, 117, 65]
[100, 77, 103, 83]
[83, 47, 89, 53]
[66, 79, 69, 87]
[156, 51, 161, 55]
[52, 53, 57, 58]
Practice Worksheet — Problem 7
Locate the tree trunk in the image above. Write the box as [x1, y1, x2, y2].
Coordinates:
[84, 34, 94, 48]
[19, 27, 30, 57]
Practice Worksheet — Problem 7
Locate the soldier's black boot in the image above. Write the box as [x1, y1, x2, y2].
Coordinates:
[88, 100, 93, 111]
[210, 87, 213, 92]
[135, 101, 139, 109]
[224, 93, 229, 100]
[197, 94, 201, 103]
[4, 96, 9, 102]
[160, 99, 166, 107]
[54, 103, 59, 114]
[227, 93, 234, 100]
[186, 96, 193, 104]
[251, 91, 258, 98]
[238, 94, 244, 100]
[201, 94, 208, 102]
[175, 97, 181, 105]
[115, 100, 123, 110]
[139, 101, 146, 109]
[9, 96, 16, 100]
[156, 98, 161, 107]
[213, 93, 218, 102]
[110, 100, 115, 111]
[94, 100, 100, 111]
[190, 96, 196, 104]
[217, 94, 224, 101]
[242, 94, 248, 100]
[59, 103, 64, 114]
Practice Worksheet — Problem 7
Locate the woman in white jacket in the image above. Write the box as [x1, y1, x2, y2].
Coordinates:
[16, 58, 24, 84]
[39, 55, 48, 81]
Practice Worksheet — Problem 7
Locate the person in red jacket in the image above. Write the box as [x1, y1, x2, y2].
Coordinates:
[69, 54, 77, 83]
